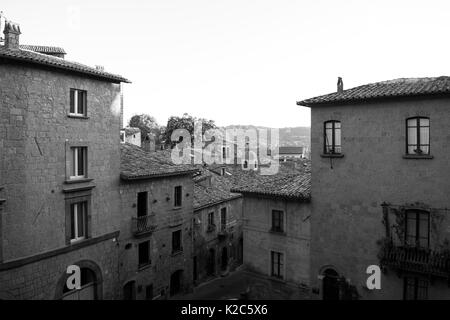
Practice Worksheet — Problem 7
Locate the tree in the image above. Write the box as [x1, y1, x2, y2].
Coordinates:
[128, 114, 162, 144]
[163, 113, 217, 147]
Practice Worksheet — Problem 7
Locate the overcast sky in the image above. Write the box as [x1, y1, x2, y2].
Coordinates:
[3, 0, 450, 127]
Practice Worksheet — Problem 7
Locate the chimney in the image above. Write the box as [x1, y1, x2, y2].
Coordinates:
[142, 133, 156, 152]
[3, 20, 21, 50]
[337, 77, 344, 93]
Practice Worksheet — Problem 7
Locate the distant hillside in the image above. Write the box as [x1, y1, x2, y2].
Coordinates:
[223, 125, 310, 148]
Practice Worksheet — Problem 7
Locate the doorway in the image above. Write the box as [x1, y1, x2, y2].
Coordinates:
[207, 249, 215, 275]
[221, 247, 228, 270]
[170, 270, 183, 296]
[123, 281, 136, 300]
[322, 269, 340, 300]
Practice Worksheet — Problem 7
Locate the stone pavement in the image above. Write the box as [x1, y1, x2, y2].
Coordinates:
[177, 268, 311, 300]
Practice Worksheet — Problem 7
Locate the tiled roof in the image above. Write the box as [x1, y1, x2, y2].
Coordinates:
[279, 146, 303, 155]
[231, 172, 311, 201]
[193, 168, 242, 210]
[297, 77, 450, 107]
[0, 45, 130, 83]
[124, 127, 141, 135]
[120, 143, 197, 180]
[19, 45, 66, 54]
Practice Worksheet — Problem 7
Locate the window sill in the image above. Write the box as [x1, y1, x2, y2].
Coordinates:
[270, 230, 286, 236]
[65, 178, 94, 185]
[320, 154, 344, 158]
[270, 275, 285, 283]
[403, 154, 434, 160]
[172, 207, 182, 211]
[68, 114, 89, 120]
[138, 263, 152, 271]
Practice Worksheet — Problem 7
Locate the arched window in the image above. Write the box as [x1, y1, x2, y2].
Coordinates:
[406, 117, 430, 155]
[405, 209, 430, 248]
[324, 121, 341, 154]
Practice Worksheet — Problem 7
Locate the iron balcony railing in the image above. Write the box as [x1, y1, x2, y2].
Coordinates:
[381, 245, 450, 278]
[132, 215, 157, 236]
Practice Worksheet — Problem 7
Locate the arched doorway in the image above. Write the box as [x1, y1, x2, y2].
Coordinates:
[221, 247, 228, 270]
[322, 268, 340, 300]
[123, 281, 136, 300]
[170, 270, 183, 296]
[62, 268, 97, 300]
[207, 248, 215, 275]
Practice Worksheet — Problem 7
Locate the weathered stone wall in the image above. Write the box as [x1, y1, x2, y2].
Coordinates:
[118, 175, 195, 299]
[0, 62, 123, 299]
[193, 197, 243, 285]
[242, 196, 310, 287]
[309, 97, 450, 299]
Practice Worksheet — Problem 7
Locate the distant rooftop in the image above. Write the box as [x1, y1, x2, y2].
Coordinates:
[231, 172, 311, 201]
[279, 146, 303, 155]
[297, 77, 450, 107]
[120, 143, 197, 180]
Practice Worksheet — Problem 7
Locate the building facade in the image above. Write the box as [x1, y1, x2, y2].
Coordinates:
[232, 173, 311, 299]
[0, 19, 129, 299]
[193, 171, 243, 285]
[298, 77, 450, 300]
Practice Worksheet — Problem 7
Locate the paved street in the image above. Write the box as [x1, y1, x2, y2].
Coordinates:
[178, 268, 310, 300]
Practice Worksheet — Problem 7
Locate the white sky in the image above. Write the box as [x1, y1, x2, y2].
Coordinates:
[3, 0, 450, 127]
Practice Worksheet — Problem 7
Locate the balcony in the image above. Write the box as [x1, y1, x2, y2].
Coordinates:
[380, 245, 450, 278]
[132, 215, 157, 237]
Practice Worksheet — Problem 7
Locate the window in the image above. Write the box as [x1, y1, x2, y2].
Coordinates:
[404, 276, 428, 300]
[172, 230, 182, 253]
[120, 130, 125, 143]
[138, 240, 151, 268]
[69, 89, 87, 116]
[271, 251, 284, 279]
[221, 168, 226, 176]
[70, 147, 87, 179]
[208, 212, 215, 226]
[70, 201, 87, 243]
[324, 121, 341, 154]
[137, 192, 148, 217]
[174, 186, 182, 207]
[405, 210, 429, 248]
[406, 117, 430, 155]
[271, 210, 284, 233]
[220, 208, 227, 231]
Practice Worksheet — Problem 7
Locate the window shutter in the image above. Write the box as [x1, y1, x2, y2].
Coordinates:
[70, 89, 75, 113]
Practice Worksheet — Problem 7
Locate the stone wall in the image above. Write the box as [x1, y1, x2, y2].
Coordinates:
[242, 196, 310, 287]
[118, 175, 195, 299]
[0, 62, 123, 299]
[193, 197, 243, 285]
[309, 97, 450, 299]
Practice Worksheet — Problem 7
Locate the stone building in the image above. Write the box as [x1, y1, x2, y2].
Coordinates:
[119, 144, 197, 299]
[0, 19, 130, 299]
[192, 168, 243, 285]
[297, 77, 450, 300]
[231, 173, 311, 299]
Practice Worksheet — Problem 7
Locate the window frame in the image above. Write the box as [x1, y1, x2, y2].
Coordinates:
[138, 240, 151, 268]
[271, 209, 285, 233]
[220, 207, 227, 232]
[174, 186, 182, 208]
[69, 88, 88, 117]
[403, 276, 428, 300]
[270, 251, 284, 279]
[69, 146, 88, 180]
[323, 120, 342, 155]
[404, 209, 430, 248]
[405, 117, 430, 156]
[65, 195, 91, 245]
[172, 230, 182, 254]
[69, 201, 87, 243]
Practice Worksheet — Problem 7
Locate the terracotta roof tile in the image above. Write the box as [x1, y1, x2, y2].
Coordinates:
[0, 45, 130, 83]
[297, 77, 450, 107]
[120, 143, 197, 180]
[19, 45, 66, 54]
